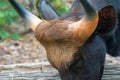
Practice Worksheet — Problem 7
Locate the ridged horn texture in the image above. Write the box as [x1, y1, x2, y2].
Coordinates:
[69, 0, 98, 44]
[38, 0, 59, 20]
[8, 0, 42, 31]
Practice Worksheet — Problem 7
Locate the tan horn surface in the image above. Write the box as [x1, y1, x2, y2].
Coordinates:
[68, 14, 98, 45]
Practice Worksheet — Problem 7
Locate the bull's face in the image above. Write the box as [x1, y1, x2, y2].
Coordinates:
[34, 18, 98, 69]
[9, 0, 98, 69]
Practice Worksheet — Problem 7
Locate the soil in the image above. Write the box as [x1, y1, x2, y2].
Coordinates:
[0, 33, 47, 65]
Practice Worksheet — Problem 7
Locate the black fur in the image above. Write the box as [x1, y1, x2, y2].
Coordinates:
[59, 35, 106, 80]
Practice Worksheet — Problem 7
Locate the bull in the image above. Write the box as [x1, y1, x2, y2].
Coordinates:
[8, 0, 106, 80]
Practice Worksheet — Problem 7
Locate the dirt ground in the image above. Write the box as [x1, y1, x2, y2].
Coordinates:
[0, 33, 47, 65]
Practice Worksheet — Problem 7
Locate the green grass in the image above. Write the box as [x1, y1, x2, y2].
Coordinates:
[0, 0, 19, 40]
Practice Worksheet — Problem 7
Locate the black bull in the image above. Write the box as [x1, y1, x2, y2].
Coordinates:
[8, 0, 119, 80]
[38, 0, 120, 56]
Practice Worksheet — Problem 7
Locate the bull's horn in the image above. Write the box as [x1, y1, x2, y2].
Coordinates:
[8, 0, 42, 31]
[38, 0, 59, 20]
[61, 0, 84, 20]
[69, 0, 98, 44]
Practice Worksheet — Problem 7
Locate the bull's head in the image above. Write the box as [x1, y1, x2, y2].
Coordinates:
[9, 0, 98, 69]
[9, 0, 104, 79]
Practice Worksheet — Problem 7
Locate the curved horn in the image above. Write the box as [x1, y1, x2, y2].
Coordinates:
[69, 0, 98, 44]
[8, 0, 42, 31]
[61, 0, 84, 21]
[37, 0, 59, 20]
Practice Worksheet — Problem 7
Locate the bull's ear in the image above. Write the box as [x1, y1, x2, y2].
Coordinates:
[97, 5, 116, 33]
[37, 0, 60, 20]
